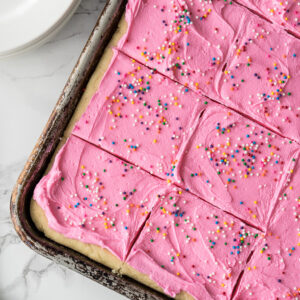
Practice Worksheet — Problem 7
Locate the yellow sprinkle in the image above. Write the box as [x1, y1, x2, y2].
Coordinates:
[153, 139, 157, 144]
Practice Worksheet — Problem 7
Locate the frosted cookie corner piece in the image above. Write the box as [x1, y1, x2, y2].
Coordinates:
[72, 50, 210, 180]
[233, 149, 300, 299]
[174, 104, 299, 230]
[122, 187, 262, 300]
[33, 135, 165, 268]
[118, 0, 247, 99]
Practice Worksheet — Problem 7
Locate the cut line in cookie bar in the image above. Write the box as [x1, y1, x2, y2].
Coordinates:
[122, 187, 262, 300]
[72, 50, 211, 180]
[118, 0, 246, 100]
[217, 9, 300, 143]
[233, 149, 300, 299]
[33, 135, 166, 270]
[118, 0, 300, 143]
[234, 0, 300, 39]
[173, 104, 299, 230]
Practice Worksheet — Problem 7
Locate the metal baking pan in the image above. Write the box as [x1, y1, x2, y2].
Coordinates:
[10, 1, 168, 299]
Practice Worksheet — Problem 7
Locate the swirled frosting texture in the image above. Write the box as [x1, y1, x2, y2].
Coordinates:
[235, 0, 300, 38]
[118, 0, 246, 99]
[217, 12, 300, 142]
[33, 1, 300, 299]
[119, 0, 300, 142]
[73, 50, 210, 179]
[175, 104, 299, 229]
[33, 135, 165, 261]
[234, 150, 300, 299]
[126, 188, 261, 300]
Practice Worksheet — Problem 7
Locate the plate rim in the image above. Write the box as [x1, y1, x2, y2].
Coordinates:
[0, 0, 81, 58]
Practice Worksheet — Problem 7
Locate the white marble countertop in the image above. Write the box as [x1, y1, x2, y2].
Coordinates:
[0, 1, 126, 299]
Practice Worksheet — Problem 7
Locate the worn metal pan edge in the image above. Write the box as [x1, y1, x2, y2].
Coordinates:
[10, 0, 168, 299]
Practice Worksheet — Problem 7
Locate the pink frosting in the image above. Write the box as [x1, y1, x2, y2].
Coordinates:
[217, 11, 300, 143]
[118, 0, 300, 142]
[126, 187, 262, 300]
[32, 1, 300, 298]
[234, 149, 300, 299]
[119, 0, 246, 99]
[33, 135, 165, 260]
[175, 104, 299, 230]
[235, 0, 300, 38]
[73, 50, 210, 179]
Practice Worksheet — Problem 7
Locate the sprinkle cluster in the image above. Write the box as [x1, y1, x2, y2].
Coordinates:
[57, 159, 152, 235]
[135, 188, 260, 296]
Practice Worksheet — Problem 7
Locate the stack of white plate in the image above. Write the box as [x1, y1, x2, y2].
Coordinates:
[0, 0, 81, 58]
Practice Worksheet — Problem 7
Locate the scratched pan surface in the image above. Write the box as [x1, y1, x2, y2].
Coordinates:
[10, 1, 169, 299]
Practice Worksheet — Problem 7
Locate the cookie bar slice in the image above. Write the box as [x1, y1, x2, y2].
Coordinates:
[122, 187, 262, 300]
[33, 135, 165, 269]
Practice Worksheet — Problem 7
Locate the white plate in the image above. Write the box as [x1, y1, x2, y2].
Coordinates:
[0, 0, 81, 58]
